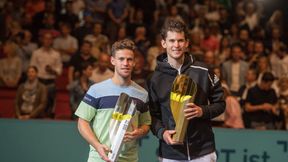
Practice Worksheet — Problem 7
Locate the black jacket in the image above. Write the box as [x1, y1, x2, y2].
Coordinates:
[147, 53, 225, 160]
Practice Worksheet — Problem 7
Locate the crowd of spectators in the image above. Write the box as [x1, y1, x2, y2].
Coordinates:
[0, 0, 288, 130]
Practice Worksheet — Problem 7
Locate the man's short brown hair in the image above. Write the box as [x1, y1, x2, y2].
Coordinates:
[160, 18, 189, 40]
[111, 39, 136, 57]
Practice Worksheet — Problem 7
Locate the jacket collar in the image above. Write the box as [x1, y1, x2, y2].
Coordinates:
[155, 52, 194, 75]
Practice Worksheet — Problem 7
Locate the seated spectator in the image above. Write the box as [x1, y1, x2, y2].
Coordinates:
[15, 66, 47, 119]
[90, 53, 113, 83]
[0, 41, 22, 87]
[203, 50, 218, 70]
[132, 52, 151, 88]
[278, 76, 288, 129]
[67, 62, 94, 119]
[244, 72, 282, 130]
[68, 41, 96, 84]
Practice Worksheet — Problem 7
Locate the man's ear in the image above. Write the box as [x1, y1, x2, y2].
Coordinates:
[184, 39, 189, 48]
[161, 39, 167, 48]
[111, 56, 115, 66]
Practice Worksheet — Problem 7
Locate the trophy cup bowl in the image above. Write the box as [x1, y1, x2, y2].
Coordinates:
[170, 74, 197, 144]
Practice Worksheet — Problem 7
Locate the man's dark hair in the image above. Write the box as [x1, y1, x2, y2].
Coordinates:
[160, 18, 189, 40]
[82, 40, 92, 47]
[261, 72, 275, 82]
[79, 61, 93, 76]
[111, 39, 136, 57]
[28, 65, 38, 73]
[231, 42, 244, 51]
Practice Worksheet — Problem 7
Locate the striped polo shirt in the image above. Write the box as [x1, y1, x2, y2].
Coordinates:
[75, 79, 151, 162]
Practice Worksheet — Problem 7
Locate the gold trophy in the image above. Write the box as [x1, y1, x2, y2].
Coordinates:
[170, 74, 197, 143]
[108, 93, 136, 162]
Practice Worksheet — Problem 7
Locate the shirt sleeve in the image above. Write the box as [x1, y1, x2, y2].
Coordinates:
[75, 101, 96, 121]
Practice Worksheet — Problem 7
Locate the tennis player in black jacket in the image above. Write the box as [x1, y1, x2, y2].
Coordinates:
[147, 18, 225, 162]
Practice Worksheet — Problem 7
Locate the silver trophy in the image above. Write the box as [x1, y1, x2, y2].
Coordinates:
[108, 93, 136, 162]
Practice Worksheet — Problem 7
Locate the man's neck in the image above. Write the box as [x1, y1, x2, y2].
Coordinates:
[111, 74, 131, 86]
[167, 56, 184, 70]
[42, 46, 52, 51]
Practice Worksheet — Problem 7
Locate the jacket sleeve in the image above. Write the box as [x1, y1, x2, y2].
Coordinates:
[146, 79, 166, 140]
[201, 70, 226, 119]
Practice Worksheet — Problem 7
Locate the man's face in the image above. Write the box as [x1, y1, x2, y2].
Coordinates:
[41, 33, 53, 48]
[98, 55, 110, 71]
[81, 43, 92, 55]
[261, 81, 273, 91]
[83, 65, 93, 77]
[27, 68, 37, 81]
[231, 47, 242, 61]
[161, 31, 189, 61]
[111, 49, 135, 79]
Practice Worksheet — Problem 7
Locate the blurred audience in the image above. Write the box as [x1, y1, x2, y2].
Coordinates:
[0, 0, 287, 127]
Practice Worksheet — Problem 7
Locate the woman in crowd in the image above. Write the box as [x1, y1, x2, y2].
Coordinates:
[15, 66, 47, 119]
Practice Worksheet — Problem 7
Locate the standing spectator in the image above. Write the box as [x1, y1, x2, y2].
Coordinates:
[32, 0, 58, 40]
[38, 13, 60, 39]
[59, 0, 79, 29]
[0, 41, 22, 87]
[147, 19, 225, 161]
[15, 66, 47, 120]
[72, 13, 94, 46]
[53, 22, 78, 67]
[106, 0, 129, 41]
[30, 32, 62, 118]
[84, 0, 110, 24]
[242, 2, 259, 31]
[90, 53, 113, 83]
[238, 68, 258, 107]
[67, 62, 94, 119]
[244, 72, 280, 130]
[222, 43, 249, 95]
